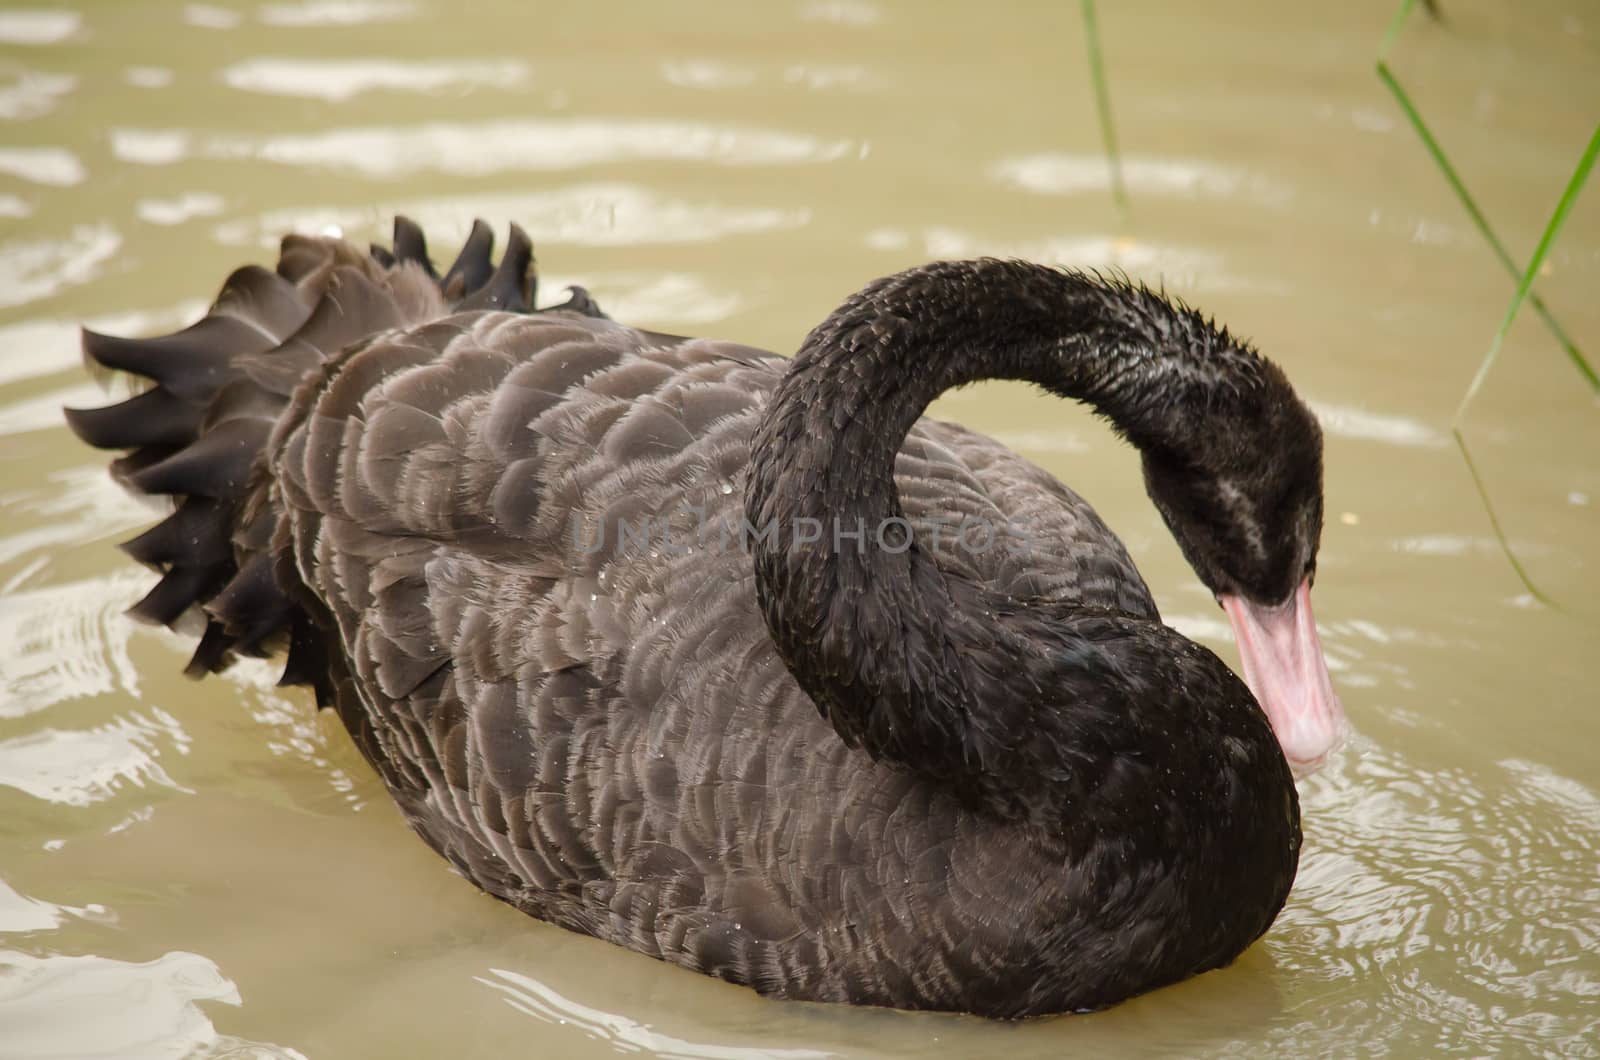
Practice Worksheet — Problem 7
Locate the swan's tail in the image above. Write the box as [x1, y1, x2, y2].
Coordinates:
[65, 217, 600, 702]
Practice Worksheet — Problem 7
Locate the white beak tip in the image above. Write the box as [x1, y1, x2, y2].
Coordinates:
[1220, 579, 1349, 778]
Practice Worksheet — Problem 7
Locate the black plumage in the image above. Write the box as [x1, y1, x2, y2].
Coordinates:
[64, 219, 1333, 1018]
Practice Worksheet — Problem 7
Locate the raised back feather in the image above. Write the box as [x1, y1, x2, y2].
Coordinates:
[64, 219, 604, 699]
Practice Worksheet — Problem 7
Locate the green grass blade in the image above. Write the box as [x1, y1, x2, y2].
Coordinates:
[1080, 0, 1127, 214]
[1452, 428, 1555, 607]
[1455, 124, 1600, 420]
[1446, 124, 1600, 609]
[1376, 63, 1597, 392]
[1378, 0, 1419, 59]
[1377, 0, 1596, 606]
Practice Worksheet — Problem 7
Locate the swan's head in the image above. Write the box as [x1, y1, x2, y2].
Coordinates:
[1139, 365, 1347, 775]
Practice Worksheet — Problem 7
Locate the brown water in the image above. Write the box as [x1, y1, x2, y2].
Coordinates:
[2, 0, 1598, 1056]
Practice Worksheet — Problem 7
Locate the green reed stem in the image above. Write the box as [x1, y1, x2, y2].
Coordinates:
[1080, 0, 1127, 214]
[1456, 124, 1600, 420]
[1451, 429, 1555, 606]
[1375, 64, 1596, 392]
[1377, 0, 1597, 606]
[1446, 125, 1599, 608]
[1378, 0, 1419, 58]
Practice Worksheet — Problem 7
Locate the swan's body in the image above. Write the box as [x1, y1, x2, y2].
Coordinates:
[67, 221, 1344, 1017]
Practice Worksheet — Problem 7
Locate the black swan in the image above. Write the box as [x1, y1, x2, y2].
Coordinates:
[65, 219, 1346, 1018]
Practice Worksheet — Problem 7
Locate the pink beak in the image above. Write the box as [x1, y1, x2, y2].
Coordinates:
[1219, 578, 1347, 775]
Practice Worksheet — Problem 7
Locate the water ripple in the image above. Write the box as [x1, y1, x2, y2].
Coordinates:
[0, 877, 110, 934]
[799, 1, 882, 27]
[782, 63, 879, 91]
[1258, 745, 1600, 1054]
[134, 191, 224, 226]
[257, 0, 418, 26]
[0, 464, 153, 577]
[661, 60, 879, 93]
[661, 60, 758, 91]
[0, 383, 103, 437]
[0, 10, 81, 46]
[212, 184, 808, 249]
[1310, 401, 1447, 448]
[183, 4, 241, 30]
[108, 129, 189, 166]
[0, 223, 120, 310]
[0, 879, 64, 934]
[0, 571, 148, 719]
[225, 118, 850, 176]
[0, 146, 84, 186]
[123, 66, 173, 89]
[221, 56, 529, 101]
[986, 428, 1091, 458]
[0, 950, 307, 1060]
[993, 153, 1295, 208]
[0, 302, 206, 389]
[113, 118, 852, 177]
[0, 69, 77, 121]
[0, 708, 193, 807]
[551, 272, 742, 327]
[877, 226, 1279, 294]
[480, 967, 835, 1060]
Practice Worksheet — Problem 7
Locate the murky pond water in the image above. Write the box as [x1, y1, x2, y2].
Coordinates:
[2, 0, 1597, 1056]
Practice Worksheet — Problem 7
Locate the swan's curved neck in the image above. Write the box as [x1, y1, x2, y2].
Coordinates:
[746, 260, 1275, 810]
